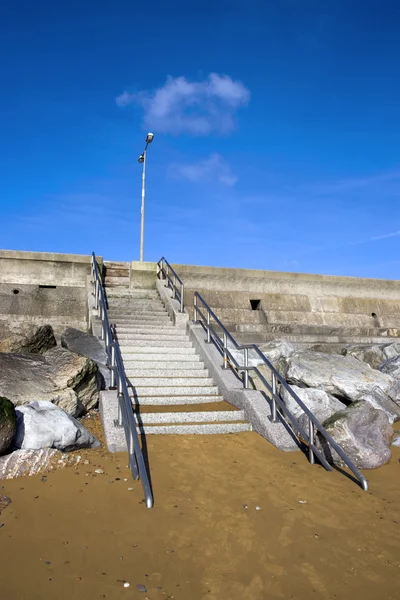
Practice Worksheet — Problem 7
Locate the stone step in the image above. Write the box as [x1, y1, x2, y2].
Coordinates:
[104, 260, 130, 268]
[135, 410, 246, 424]
[130, 385, 219, 397]
[135, 422, 252, 434]
[110, 314, 171, 322]
[131, 395, 225, 405]
[129, 377, 215, 387]
[104, 277, 130, 287]
[122, 353, 200, 362]
[136, 400, 237, 413]
[125, 368, 209, 378]
[109, 308, 167, 315]
[119, 339, 193, 349]
[106, 290, 158, 299]
[119, 345, 196, 354]
[115, 326, 184, 335]
[123, 359, 202, 369]
[116, 333, 188, 342]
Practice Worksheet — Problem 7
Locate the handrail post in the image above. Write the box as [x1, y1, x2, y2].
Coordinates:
[309, 419, 315, 464]
[173, 274, 177, 299]
[223, 332, 228, 369]
[116, 377, 123, 427]
[269, 373, 278, 423]
[180, 282, 184, 312]
[243, 347, 249, 389]
[165, 262, 169, 287]
[206, 310, 211, 343]
[94, 279, 99, 310]
[110, 343, 116, 389]
[194, 294, 198, 322]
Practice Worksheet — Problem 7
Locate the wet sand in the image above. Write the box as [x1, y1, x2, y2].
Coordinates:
[0, 415, 399, 600]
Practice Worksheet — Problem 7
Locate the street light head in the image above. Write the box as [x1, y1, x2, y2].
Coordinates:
[146, 132, 154, 143]
[138, 154, 145, 163]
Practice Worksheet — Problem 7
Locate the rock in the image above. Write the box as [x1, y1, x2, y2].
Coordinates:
[14, 401, 100, 452]
[0, 352, 82, 416]
[0, 495, 11, 512]
[61, 328, 110, 389]
[317, 401, 393, 469]
[280, 385, 346, 428]
[357, 388, 400, 424]
[379, 355, 400, 380]
[0, 323, 56, 354]
[258, 340, 298, 364]
[382, 342, 400, 361]
[0, 448, 77, 479]
[45, 347, 99, 412]
[309, 344, 347, 355]
[285, 351, 396, 403]
[342, 344, 386, 370]
[0, 397, 16, 456]
[392, 432, 400, 446]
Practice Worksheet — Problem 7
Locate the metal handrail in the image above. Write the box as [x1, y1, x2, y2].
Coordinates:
[193, 292, 368, 491]
[91, 253, 153, 508]
[157, 257, 184, 312]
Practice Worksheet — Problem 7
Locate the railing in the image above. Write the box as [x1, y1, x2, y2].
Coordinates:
[193, 292, 368, 491]
[91, 253, 154, 508]
[157, 257, 184, 312]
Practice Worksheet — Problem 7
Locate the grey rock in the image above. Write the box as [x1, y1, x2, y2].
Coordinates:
[280, 385, 346, 428]
[14, 400, 100, 451]
[258, 340, 298, 364]
[0, 397, 16, 456]
[392, 432, 400, 446]
[342, 344, 386, 370]
[286, 351, 395, 403]
[45, 347, 99, 412]
[318, 401, 393, 469]
[379, 355, 400, 380]
[61, 327, 110, 389]
[0, 323, 56, 354]
[382, 342, 400, 361]
[357, 388, 400, 424]
[0, 448, 76, 479]
[0, 352, 81, 416]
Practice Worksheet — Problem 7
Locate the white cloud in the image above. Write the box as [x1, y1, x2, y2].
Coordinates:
[115, 73, 250, 135]
[169, 153, 238, 186]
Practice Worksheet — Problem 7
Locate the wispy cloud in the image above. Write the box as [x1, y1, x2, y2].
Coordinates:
[116, 73, 250, 135]
[169, 153, 238, 186]
[296, 169, 400, 196]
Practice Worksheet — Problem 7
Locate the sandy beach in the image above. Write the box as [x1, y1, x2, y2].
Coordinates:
[0, 415, 399, 600]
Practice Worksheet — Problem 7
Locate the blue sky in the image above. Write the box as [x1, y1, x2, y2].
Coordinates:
[1, 0, 400, 278]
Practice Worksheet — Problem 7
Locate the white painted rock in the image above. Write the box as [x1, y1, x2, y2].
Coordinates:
[14, 400, 100, 451]
[0, 448, 75, 479]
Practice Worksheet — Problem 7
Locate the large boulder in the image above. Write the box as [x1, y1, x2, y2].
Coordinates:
[0, 347, 101, 417]
[382, 342, 400, 361]
[318, 401, 393, 469]
[342, 344, 387, 370]
[357, 388, 400, 424]
[14, 400, 100, 451]
[61, 327, 110, 389]
[379, 355, 400, 380]
[392, 432, 400, 447]
[0, 323, 56, 354]
[0, 448, 77, 479]
[280, 385, 346, 428]
[0, 397, 16, 456]
[285, 351, 398, 403]
[0, 352, 81, 415]
[45, 347, 99, 412]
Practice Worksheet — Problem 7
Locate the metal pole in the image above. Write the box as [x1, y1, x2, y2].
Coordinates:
[139, 150, 146, 262]
[110, 344, 116, 389]
[269, 373, 278, 422]
[223, 332, 228, 369]
[206, 310, 211, 343]
[173, 274, 177, 299]
[194, 294, 198, 322]
[180, 283, 184, 313]
[243, 347, 249, 389]
[94, 279, 99, 309]
[309, 419, 315, 464]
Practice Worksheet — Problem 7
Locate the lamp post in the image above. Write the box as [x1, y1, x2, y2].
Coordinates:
[138, 132, 154, 262]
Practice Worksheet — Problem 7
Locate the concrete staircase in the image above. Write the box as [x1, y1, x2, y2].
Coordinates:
[106, 287, 251, 435]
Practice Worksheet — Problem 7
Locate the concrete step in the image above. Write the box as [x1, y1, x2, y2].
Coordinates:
[131, 395, 224, 405]
[123, 353, 200, 362]
[110, 314, 171, 322]
[136, 400, 237, 413]
[130, 385, 219, 397]
[129, 377, 215, 387]
[125, 368, 209, 378]
[115, 326, 185, 335]
[119, 345, 196, 355]
[104, 277, 130, 287]
[135, 422, 252, 434]
[116, 333, 188, 342]
[109, 308, 167, 315]
[135, 410, 246, 424]
[118, 339, 193, 349]
[106, 290, 158, 299]
[123, 360, 202, 369]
